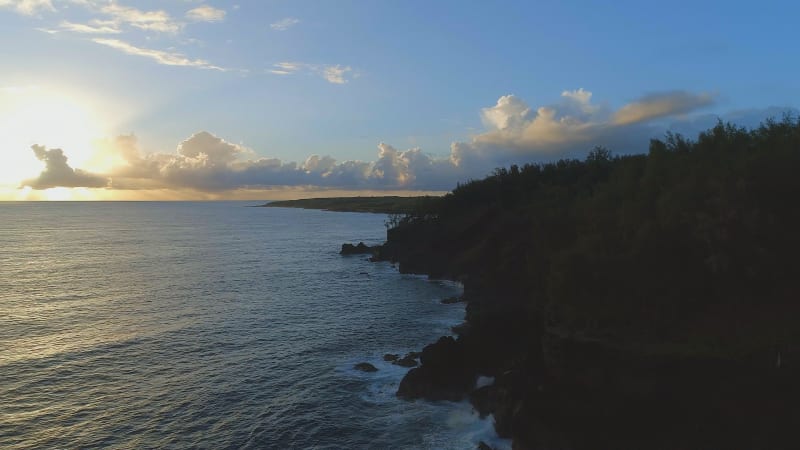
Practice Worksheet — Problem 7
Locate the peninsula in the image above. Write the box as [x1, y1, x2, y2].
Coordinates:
[261, 196, 435, 214]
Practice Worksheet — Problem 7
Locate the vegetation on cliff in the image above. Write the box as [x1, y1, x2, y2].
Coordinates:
[386, 117, 800, 358]
[376, 117, 800, 449]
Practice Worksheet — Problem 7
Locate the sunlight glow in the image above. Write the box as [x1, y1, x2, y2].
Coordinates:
[0, 86, 109, 187]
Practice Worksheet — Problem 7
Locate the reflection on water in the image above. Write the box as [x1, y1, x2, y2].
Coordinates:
[0, 202, 504, 449]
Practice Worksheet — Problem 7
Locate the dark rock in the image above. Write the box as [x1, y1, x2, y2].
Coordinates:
[383, 354, 399, 362]
[441, 296, 464, 304]
[469, 385, 493, 418]
[477, 442, 493, 450]
[340, 242, 376, 255]
[406, 351, 421, 359]
[397, 336, 476, 401]
[451, 322, 470, 335]
[354, 362, 378, 372]
[394, 356, 418, 367]
[420, 336, 459, 367]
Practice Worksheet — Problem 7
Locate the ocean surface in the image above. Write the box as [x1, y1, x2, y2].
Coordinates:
[0, 201, 507, 449]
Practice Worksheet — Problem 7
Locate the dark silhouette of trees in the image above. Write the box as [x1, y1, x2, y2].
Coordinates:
[387, 116, 800, 358]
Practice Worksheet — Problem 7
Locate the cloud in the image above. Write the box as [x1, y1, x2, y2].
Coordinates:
[0, 0, 54, 15]
[269, 61, 302, 75]
[93, 38, 226, 70]
[269, 62, 355, 84]
[99, 3, 182, 33]
[186, 5, 225, 22]
[613, 91, 714, 125]
[40, 131, 456, 192]
[21, 89, 756, 194]
[59, 20, 120, 34]
[450, 89, 716, 168]
[270, 17, 299, 31]
[322, 65, 352, 84]
[22, 145, 108, 189]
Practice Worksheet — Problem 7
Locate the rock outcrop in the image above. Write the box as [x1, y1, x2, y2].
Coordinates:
[353, 362, 378, 372]
[340, 242, 377, 255]
[397, 336, 476, 401]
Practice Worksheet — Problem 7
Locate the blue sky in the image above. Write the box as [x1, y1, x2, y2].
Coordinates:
[0, 0, 797, 199]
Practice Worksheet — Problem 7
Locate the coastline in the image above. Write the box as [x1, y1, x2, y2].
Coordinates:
[363, 215, 800, 450]
[338, 241, 512, 449]
[279, 113, 800, 450]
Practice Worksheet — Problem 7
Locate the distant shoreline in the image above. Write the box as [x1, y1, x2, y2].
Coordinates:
[260, 196, 434, 214]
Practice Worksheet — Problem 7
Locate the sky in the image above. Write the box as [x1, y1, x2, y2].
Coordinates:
[0, 0, 798, 200]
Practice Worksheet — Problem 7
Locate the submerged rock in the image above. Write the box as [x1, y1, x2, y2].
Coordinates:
[354, 362, 378, 372]
[441, 296, 464, 304]
[383, 354, 399, 362]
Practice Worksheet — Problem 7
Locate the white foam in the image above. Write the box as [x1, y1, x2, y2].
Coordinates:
[475, 375, 495, 389]
[424, 401, 512, 450]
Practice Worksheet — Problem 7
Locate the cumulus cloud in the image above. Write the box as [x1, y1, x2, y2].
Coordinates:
[270, 17, 299, 31]
[29, 131, 457, 192]
[22, 145, 108, 189]
[93, 38, 226, 70]
[0, 0, 54, 15]
[450, 89, 715, 169]
[22, 88, 733, 193]
[186, 5, 225, 22]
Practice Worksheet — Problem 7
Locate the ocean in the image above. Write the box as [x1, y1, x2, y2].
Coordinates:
[0, 202, 507, 449]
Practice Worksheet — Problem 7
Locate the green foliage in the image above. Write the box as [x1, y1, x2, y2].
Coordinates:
[390, 116, 800, 357]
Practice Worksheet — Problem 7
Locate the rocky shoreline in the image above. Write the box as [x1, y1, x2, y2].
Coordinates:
[341, 235, 800, 450]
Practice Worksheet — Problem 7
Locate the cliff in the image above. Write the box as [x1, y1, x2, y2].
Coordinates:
[374, 119, 800, 449]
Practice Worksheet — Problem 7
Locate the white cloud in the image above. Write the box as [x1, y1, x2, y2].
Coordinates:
[270, 17, 299, 31]
[99, 3, 182, 33]
[269, 62, 355, 84]
[0, 0, 54, 15]
[322, 65, 352, 84]
[22, 131, 457, 191]
[451, 89, 715, 168]
[177, 131, 244, 166]
[59, 20, 120, 34]
[186, 5, 225, 22]
[19, 89, 733, 192]
[481, 94, 531, 130]
[93, 38, 226, 70]
[269, 61, 302, 75]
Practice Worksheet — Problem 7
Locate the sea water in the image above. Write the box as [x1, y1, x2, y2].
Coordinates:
[0, 202, 508, 449]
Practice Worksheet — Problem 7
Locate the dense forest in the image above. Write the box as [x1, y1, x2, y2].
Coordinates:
[375, 117, 800, 449]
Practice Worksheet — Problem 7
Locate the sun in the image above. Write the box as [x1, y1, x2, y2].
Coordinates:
[0, 86, 109, 189]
